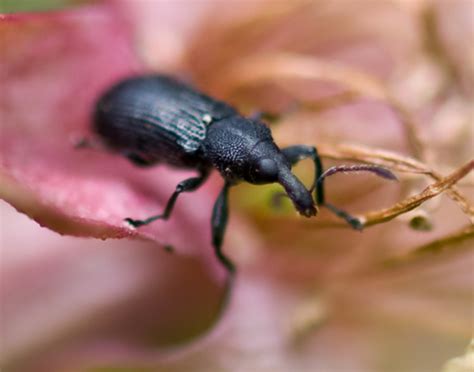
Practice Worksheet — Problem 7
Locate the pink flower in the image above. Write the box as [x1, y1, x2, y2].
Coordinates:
[1, 3, 229, 370]
[1, 1, 472, 371]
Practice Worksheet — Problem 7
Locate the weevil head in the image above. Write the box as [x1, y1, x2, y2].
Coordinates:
[245, 143, 317, 217]
[203, 116, 317, 217]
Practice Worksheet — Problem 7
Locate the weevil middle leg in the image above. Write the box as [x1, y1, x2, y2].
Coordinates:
[211, 182, 235, 275]
[125, 167, 210, 227]
[249, 103, 300, 124]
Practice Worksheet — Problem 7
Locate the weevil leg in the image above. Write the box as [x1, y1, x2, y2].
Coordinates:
[281, 145, 362, 230]
[281, 145, 324, 202]
[249, 103, 300, 123]
[125, 153, 154, 167]
[73, 137, 91, 149]
[249, 111, 282, 123]
[73, 137, 102, 150]
[125, 168, 210, 227]
[211, 182, 235, 275]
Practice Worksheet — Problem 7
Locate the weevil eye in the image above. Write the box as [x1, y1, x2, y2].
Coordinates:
[250, 158, 279, 184]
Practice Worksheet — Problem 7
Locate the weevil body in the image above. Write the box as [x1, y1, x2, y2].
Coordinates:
[93, 75, 396, 274]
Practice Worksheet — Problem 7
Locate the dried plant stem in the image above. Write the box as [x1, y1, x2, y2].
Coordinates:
[223, 52, 473, 233]
[318, 143, 474, 220]
[359, 160, 474, 227]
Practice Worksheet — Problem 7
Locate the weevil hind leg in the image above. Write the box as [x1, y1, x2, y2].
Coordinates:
[125, 168, 210, 227]
[72, 136, 100, 149]
[249, 110, 283, 123]
[281, 145, 363, 230]
[72, 136, 111, 153]
[125, 152, 154, 167]
[249, 102, 300, 123]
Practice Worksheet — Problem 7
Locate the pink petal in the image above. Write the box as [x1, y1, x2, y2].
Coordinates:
[0, 6, 227, 277]
[0, 201, 226, 370]
[1, 5, 138, 238]
[0, 6, 234, 368]
[113, 0, 214, 71]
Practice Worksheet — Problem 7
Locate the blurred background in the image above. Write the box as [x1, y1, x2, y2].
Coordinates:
[1, 1, 473, 371]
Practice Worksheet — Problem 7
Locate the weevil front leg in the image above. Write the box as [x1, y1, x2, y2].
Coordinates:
[211, 182, 235, 275]
[125, 168, 210, 227]
[249, 103, 300, 124]
[281, 145, 363, 230]
[249, 111, 283, 123]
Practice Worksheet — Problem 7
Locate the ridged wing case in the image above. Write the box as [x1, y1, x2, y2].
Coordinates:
[94, 75, 237, 167]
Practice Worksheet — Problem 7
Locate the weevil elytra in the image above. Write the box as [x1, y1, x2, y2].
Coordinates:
[92, 75, 397, 274]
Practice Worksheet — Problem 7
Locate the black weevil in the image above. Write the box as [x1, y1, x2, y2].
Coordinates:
[91, 75, 396, 275]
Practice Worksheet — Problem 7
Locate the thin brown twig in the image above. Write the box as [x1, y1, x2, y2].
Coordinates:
[266, 158, 472, 232]
[221, 53, 474, 217]
[222, 52, 474, 267]
[359, 160, 474, 227]
[318, 143, 474, 220]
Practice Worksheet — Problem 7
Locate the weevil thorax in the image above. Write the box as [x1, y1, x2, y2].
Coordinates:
[202, 116, 317, 217]
[202, 116, 278, 183]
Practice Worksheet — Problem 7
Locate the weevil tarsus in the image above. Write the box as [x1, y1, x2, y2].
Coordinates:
[323, 202, 363, 230]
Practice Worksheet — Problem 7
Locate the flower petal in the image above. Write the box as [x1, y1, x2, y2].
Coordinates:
[0, 6, 139, 238]
[0, 6, 225, 272]
[0, 201, 225, 370]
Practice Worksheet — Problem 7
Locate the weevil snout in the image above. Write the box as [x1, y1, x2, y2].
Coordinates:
[292, 190, 318, 218]
[300, 203, 318, 217]
[278, 166, 318, 218]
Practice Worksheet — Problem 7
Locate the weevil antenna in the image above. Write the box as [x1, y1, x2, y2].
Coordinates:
[309, 164, 398, 193]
